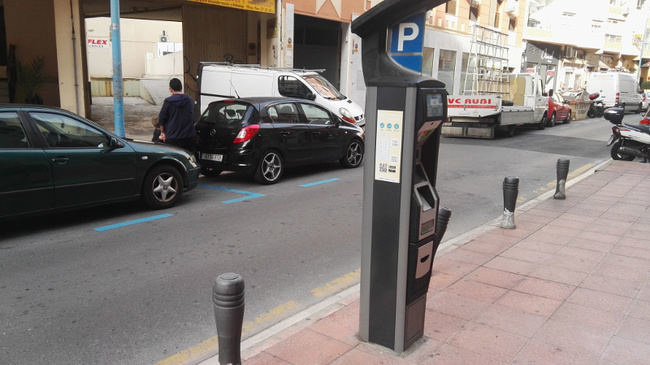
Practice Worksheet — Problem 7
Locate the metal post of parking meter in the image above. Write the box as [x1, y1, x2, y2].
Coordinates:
[213, 273, 244, 365]
[353, 0, 449, 353]
[501, 177, 519, 229]
[554, 159, 570, 200]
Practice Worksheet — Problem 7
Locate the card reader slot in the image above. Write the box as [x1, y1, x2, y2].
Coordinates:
[416, 185, 435, 211]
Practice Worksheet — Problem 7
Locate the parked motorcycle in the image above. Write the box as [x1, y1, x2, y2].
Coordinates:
[587, 93, 604, 118]
[605, 108, 650, 161]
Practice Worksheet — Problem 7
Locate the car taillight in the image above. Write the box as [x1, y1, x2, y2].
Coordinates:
[612, 126, 621, 136]
[232, 124, 260, 143]
[616, 92, 620, 104]
[641, 118, 650, 125]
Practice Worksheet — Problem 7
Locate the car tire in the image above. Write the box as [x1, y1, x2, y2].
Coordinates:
[565, 110, 571, 123]
[254, 150, 283, 184]
[143, 164, 183, 209]
[549, 113, 556, 127]
[639, 103, 644, 113]
[610, 141, 635, 161]
[538, 113, 547, 130]
[201, 167, 222, 177]
[340, 139, 364, 168]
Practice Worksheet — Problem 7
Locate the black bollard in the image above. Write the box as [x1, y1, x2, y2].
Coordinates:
[213, 273, 245, 365]
[553, 159, 570, 200]
[431, 208, 452, 261]
[501, 176, 519, 229]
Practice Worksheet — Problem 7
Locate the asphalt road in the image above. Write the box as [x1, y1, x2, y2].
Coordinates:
[0, 116, 618, 364]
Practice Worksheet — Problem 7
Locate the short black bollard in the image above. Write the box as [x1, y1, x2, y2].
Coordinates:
[501, 176, 519, 229]
[213, 273, 245, 365]
[553, 159, 570, 200]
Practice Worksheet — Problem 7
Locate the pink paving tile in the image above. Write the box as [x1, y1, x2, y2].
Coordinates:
[555, 246, 607, 262]
[525, 207, 563, 219]
[628, 299, 650, 320]
[567, 237, 615, 253]
[546, 218, 591, 230]
[424, 343, 508, 365]
[496, 290, 562, 317]
[575, 231, 621, 244]
[595, 262, 648, 281]
[484, 256, 539, 275]
[446, 279, 508, 303]
[472, 303, 547, 338]
[438, 248, 494, 266]
[311, 304, 360, 346]
[611, 245, 650, 261]
[629, 222, 650, 233]
[566, 206, 605, 218]
[550, 302, 624, 333]
[602, 336, 650, 365]
[638, 282, 650, 302]
[623, 228, 650, 240]
[431, 258, 479, 277]
[264, 328, 352, 365]
[556, 212, 598, 224]
[526, 229, 574, 245]
[566, 287, 633, 313]
[244, 351, 292, 365]
[544, 253, 600, 273]
[537, 225, 582, 239]
[500, 246, 554, 263]
[513, 277, 576, 301]
[532, 318, 612, 356]
[617, 236, 650, 249]
[428, 271, 461, 291]
[528, 264, 588, 286]
[423, 310, 468, 342]
[514, 239, 564, 254]
[461, 238, 513, 255]
[427, 291, 491, 320]
[448, 321, 529, 360]
[330, 347, 408, 365]
[465, 267, 526, 289]
[580, 274, 641, 298]
[512, 338, 600, 365]
[602, 252, 650, 267]
[616, 316, 650, 345]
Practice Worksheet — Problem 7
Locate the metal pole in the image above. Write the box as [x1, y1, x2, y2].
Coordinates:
[213, 273, 245, 365]
[554, 159, 570, 200]
[110, 0, 125, 137]
[500, 176, 519, 229]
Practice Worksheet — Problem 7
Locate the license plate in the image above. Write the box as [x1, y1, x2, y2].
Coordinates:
[201, 153, 223, 162]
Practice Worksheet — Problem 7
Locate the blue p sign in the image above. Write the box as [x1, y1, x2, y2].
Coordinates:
[389, 14, 425, 73]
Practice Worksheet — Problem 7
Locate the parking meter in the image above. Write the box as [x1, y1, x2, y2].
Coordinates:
[353, 0, 449, 352]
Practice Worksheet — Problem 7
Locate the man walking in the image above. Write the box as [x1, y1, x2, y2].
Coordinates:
[157, 78, 196, 151]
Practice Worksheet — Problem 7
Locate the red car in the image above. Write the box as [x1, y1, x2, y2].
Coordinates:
[546, 90, 572, 127]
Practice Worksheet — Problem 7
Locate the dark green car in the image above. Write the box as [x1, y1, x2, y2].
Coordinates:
[0, 105, 200, 220]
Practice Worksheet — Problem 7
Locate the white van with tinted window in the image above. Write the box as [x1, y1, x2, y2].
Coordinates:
[197, 63, 365, 127]
[585, 72, 643, 113]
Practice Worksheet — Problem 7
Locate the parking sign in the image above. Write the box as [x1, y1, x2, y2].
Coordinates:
[389, 14, 425, 73]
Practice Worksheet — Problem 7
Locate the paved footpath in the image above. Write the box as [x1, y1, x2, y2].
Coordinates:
[201, 160, 650, 365]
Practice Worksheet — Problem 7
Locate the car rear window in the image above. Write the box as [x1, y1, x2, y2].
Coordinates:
[200, 102, 256, 129]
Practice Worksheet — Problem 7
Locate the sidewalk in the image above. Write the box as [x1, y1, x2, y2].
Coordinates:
[206, 160, 650, 365]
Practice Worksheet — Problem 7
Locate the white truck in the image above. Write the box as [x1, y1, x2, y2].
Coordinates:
[442, 73, 548, 139]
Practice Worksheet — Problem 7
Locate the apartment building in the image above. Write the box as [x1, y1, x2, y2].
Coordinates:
[524, 0, 650, 91]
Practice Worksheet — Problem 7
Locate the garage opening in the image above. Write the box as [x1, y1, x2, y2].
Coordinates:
[293, 15, 341, 89]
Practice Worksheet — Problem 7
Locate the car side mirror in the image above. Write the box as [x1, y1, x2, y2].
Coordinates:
[104, 136, 124, 151]
[549, 89, 554, 97]
[306, 92, 316, 101]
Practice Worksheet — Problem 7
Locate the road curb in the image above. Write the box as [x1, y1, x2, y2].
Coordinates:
[197, 158, 613, 365]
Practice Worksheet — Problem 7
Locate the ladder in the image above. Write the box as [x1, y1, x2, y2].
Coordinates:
[462, 25, 511, 97]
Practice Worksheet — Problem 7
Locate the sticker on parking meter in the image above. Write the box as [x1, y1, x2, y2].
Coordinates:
[375, 110, 403, 183]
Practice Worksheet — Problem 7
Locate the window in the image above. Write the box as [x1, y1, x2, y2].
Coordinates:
[0, 112, 29, 149]
[446, 0, 457, 15]
[278, 76, 311, 99]
[423, 47, 434, 76]
[300, 104, 332, 125]
[438, 50, 457, 94]
[302, 75, 345, 100]
[509, 17, 517, 31]
[30, 112, 109, 148]
[267, 103, 300, 124]
[461, 52, 472, 93]
[469, 5, 479, 22]
[200, 102, 253, 129]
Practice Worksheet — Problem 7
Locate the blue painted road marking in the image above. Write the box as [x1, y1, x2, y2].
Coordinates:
[300, 178, 340, 188]
[199, 184, 265, 204]
[94, 213, 173, 232]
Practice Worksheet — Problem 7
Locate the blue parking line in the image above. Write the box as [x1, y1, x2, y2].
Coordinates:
[94, 213, 173, 232]
[199, 184, 265, 204]
[300, 178, 340, 188]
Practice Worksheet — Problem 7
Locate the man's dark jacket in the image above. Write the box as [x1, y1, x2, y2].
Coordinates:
[158, 93, 196, 140]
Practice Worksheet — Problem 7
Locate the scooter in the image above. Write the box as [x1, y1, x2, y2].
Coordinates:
[605, 108, 650, 161]
[587, 93, 604, 118]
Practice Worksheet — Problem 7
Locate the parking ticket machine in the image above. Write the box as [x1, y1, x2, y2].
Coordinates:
[353, 0, 450, 353]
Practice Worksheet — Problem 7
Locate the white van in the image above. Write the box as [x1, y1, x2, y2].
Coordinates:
[586, 72, 643, 112]
[197, 63, 365, 127]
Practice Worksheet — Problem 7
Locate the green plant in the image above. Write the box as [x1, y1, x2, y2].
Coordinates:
[16, 57, 45, 104]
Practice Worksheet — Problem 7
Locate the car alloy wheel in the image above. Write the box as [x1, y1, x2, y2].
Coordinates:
[143, 165, 183, 209]
[255, 150, 283, 184]
[342, 139, 364, 168]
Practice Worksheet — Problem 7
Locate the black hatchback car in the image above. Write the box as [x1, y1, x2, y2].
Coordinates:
[196, 97, 364, 184]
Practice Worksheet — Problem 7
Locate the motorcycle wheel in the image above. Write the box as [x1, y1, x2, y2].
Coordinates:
[610, 141, 635, 161]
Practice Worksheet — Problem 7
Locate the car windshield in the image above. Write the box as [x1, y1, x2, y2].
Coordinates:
[200, 101, 254, 129]
[302, 75, 345, 100]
